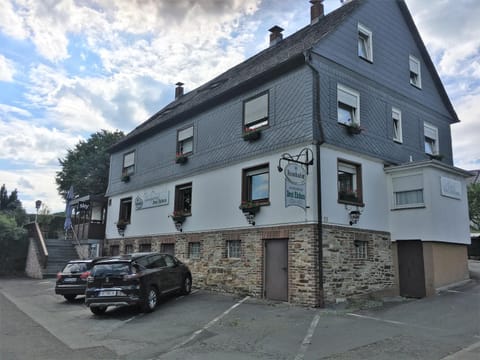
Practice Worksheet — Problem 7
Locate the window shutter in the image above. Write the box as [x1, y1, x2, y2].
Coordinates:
[123, 152, 135, 167]
[338, 88, 358, 108]
[178, 126, 193, 141]
[409, 57, 420, 73]
[424, 124, 437, 139]
[244, 93, 268, 125]
[392, 174, 423, 192]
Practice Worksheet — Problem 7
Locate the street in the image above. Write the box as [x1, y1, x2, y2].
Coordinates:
[1, 262, 480, 360]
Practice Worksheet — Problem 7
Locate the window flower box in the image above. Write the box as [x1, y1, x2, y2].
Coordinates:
[428, 153, 443, 161]
[239, 201, 260, 214]
[242, 129, 262, 142]
[116, 219, 128, 231]
[346, 123, 363, 135]
[121, 175, 130, 182]
[175, 153, 188, 164]
[171, 211, 186, 223]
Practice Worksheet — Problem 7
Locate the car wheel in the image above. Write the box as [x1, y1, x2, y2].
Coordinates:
[181, 275, 192, 295]
[90, 306, 107, 315]
[141, 286, 158, 313]
[64, 294, 77, 302]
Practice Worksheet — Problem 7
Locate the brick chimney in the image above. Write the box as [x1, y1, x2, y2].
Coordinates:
[310, 0, 324, 25]
[175, 82, 184, 100]
[269, 26, 284, 46]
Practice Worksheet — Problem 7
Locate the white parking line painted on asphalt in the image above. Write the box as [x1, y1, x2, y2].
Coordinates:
[160, 295, 250, 357]
[294, 312, 321, 360]
[346, 313, 444, 331]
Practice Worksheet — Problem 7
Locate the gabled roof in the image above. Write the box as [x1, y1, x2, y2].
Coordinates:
[109, 0, 363, 152]
[110, 0, 459, 153]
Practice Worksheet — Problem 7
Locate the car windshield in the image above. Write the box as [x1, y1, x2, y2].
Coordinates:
[92, 263, 131, 276]
[63, 263, 89, 273]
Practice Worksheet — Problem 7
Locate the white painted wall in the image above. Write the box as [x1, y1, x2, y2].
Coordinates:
[106, 145, 319, 239]
[387, 163, 470, 245]
[320, 145, 390, 231]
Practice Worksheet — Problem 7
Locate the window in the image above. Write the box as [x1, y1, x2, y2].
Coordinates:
[392, 174, 424, 208]
[124, 244, 133, 254]
[177, 126, 193, 156]
[337, 160, 363, 204]
[110, 245, 120, 256]
[358, 23, 373, 62]
[160, 243, 175, 256]
[354, 240, 368, 259]
[242, 164, 269, 203]
[424, 122, 439, 155]
[337, 84, 360, 126]
[243, 92, 269, 131]
[188, 242, 200, 259]
[227, 240, 241, 258]
[123, 151, 135, 176]
[139, 243, 151, 252]
[409, 55, 421, 88]
[119, 197, 132, 223]
[392, 108, 403, 143]
[174, 183, 192, 215]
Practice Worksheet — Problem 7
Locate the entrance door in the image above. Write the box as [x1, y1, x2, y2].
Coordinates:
[397, 240, 426, 298]
[265, 239, 288, 301]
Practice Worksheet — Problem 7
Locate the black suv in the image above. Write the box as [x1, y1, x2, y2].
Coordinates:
[55, 259, 98, 301]
[85, 252, 192, 315]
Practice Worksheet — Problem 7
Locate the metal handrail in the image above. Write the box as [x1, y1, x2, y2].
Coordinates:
[25, 222, 49, 268]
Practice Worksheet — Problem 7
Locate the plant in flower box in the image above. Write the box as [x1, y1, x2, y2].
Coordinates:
[175, 152, 188, 164]
[239, 200, 260, 213]
[171, 210, 186, 223]
[345, 122, 363, 135]
[242, 128, 262, 141]
[116, 218, 128, 230]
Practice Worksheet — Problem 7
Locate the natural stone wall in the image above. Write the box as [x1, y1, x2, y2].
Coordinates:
[25, 239, 43, 279]
[322, 224, 395, 304]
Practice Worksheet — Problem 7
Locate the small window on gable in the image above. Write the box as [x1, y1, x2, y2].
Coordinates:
[119, 197, 132, 223]
[244, 92, 269, 132]
[424, 122, 439, 155]
[392, 108, 403, 143]
[337, 84, 360, 126]
[358, 23, 373, 62]
[409, 55, 422, 88]
[174, 182, 192, 215]
[338, 160, 363, 205]
[242, 164, 269, 204]
[177, 125, 193, 156]
[123, 151, 135, 176]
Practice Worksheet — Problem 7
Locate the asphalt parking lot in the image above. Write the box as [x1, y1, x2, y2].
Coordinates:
[1, 272, 480, 360]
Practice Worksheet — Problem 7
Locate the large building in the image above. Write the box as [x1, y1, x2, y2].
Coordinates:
[104, 0, 471, 306]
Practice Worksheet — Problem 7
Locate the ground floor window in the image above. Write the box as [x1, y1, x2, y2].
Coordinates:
[160, 243, 175, 256]
[188, 242, 201, 259]
[227, 240, 241, 258]
[110, 245, 119, 256]
[354, 240, 368, 259]
[139, 243, 151, 252]
[124, 244, 133, 254]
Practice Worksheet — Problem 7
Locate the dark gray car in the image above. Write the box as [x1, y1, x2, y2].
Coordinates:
[85, 252, 192, 315]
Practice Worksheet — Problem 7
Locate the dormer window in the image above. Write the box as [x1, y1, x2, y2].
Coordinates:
[243, 92, 269, 132]
[409, 55, 422, 88]
[177, 126, 193, 156]
[358, 23, 373, 62]
[337, 84, 360, 126]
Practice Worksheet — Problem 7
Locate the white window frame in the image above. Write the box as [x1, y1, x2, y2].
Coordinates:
[188, 242, 201, 259]
[392, 107, 403, 143]
[177, 125, 193, 156]
[354, 240, 368, 259]
[243, 92, 269, 131]
[337, 84, 360, 126]
[392, 174, 425, 209]
[409, 55, 422, 88]
[358, 23, 373, 62]
[424, 122, 439, 155]
[227, 240, 241, 259]
[123, 151, 135, 176]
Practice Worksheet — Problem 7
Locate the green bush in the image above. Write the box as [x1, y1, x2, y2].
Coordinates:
[0, 214, 28, 275]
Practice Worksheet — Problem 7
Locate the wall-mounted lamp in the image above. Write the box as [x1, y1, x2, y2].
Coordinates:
[277, 147, 314, 174]
[349, 210, 361, 225]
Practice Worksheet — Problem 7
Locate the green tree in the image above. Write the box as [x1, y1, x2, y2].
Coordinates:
[0, 213, 28, 274]
[55, 129, 124, 198]
[0, 184, 27, 226]
[468, 183, 480, 230]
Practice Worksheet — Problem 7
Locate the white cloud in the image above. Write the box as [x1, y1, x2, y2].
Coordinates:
[0, 54, 16, 82]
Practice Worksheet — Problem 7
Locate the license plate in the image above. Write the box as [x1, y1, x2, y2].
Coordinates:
[99, 290, 116, 297]
[63, 278, 77, 283]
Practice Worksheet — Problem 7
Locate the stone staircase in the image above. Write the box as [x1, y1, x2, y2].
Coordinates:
[42, 238, 79, 278]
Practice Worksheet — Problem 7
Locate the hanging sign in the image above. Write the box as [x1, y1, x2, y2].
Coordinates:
[135, 190, 169, 210]
[78, 201, 90, 212]
[284, 163, 307, 209]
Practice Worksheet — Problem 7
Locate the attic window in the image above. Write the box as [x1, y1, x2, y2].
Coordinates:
[177, 126, 193, 156]
[358, 23, 373, 62]
[123, 151, 135, 176]
[337, 84, 360, 126]
[424, 122, 438, 155]
[409, 55, 422, 88]
[243, 92, 269, 131]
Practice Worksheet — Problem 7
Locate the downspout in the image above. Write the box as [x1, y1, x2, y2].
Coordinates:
[305, 49, 325, 307]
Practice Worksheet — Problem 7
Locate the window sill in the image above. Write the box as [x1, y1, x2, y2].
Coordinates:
[338, 199, 365, 207]
[391, 204, 425, 211]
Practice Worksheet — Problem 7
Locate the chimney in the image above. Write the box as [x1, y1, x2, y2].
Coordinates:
[175, 82, 184, 99]
[310, 0, 324, 24]
[269, 25, 284, 46]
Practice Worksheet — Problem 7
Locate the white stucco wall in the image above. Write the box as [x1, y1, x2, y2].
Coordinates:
[320, 145, 390, 231]
[386, 162, 470, 245]
[106, 145, 319, 239]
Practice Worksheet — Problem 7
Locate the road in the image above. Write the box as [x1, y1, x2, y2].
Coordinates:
[1, 262, 479, 360]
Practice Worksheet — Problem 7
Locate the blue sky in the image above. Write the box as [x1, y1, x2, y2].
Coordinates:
[1, 0, 479, 213]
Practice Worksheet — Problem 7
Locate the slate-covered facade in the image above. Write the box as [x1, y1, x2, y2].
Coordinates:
[104, 0, 471, 306]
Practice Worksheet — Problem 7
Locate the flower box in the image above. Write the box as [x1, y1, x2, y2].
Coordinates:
[428, 154, 443, 161]
[171, 212, 186, 223]
[242, 129, 261, 142]
[239, 202, 260, 214]
[116, 219, 128, 230]
[121, 175, 130, 182]
[175, 154, 188, 164]
[346, 123, 363, 135]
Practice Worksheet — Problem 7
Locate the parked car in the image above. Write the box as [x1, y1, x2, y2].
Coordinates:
[55, 259, 100, 301]
[85, 252, 192, 315]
